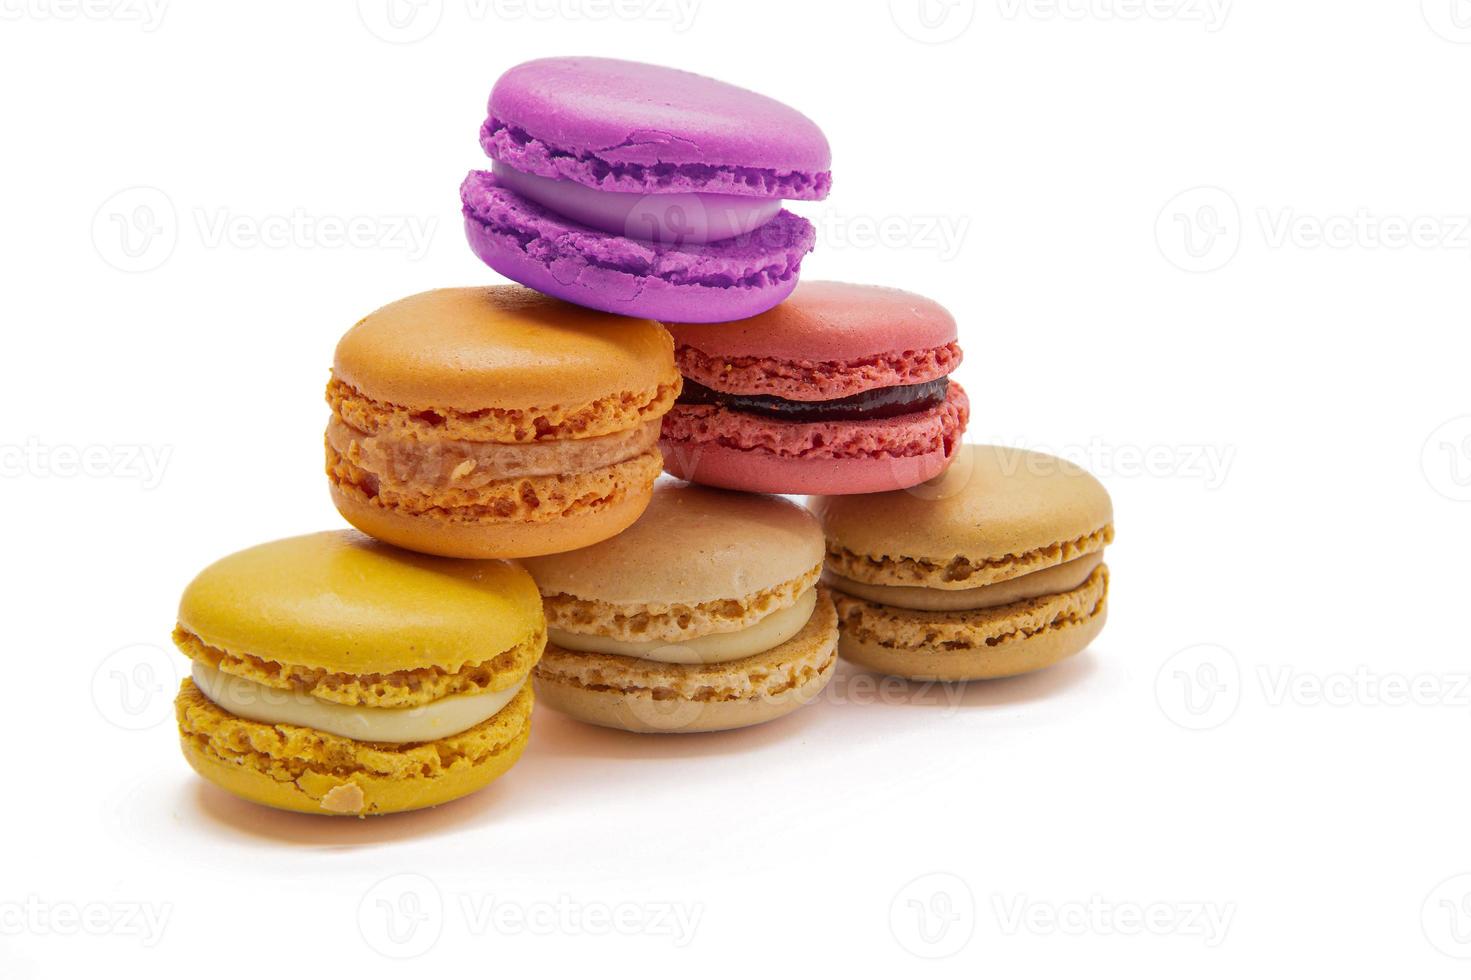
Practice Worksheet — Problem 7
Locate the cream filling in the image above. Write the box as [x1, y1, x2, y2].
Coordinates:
[191, 660, 524, 744]
[326, 415, 658, 488]
[825, 553, 1104, 612]
[492, 161, 782, 244]
[549, 587, 817, 665]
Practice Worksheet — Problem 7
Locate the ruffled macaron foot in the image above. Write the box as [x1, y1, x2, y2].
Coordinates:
[461, 171, 815, 323]
[533, 589, 838, 734]
[831, 567, 1109, 682]
[177, 682, 534, 816]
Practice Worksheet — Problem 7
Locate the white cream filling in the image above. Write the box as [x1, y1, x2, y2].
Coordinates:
[549, 587, 817, 665]
[826, 553, 1104, 613]
[190, 660, 523, 744]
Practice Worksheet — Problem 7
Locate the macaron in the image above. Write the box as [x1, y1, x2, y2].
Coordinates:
[460, 57, 830, 323]
[809, 445, 1113, 680]
[172, 531, 544, 815]
[660, 281, 970, 495]
[520, 482, 838, 733]
[326, 285, 680, 558]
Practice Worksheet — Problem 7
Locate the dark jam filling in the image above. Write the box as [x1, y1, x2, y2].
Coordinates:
[678, 377, 949, 422]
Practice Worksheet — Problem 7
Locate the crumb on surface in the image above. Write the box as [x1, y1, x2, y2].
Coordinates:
[320, 783, 365, 814]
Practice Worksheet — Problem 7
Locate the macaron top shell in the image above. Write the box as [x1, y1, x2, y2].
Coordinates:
[484, 57, 831, 199]
[333, 286, 677, 415]
[665, 281, 958, 363]
[809, 445, 1113, 584]
[177, 530, 543, 675]
[521, 481, 824, 605]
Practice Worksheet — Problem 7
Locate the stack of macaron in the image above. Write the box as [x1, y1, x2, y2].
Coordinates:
[168, 55, 1112, 816]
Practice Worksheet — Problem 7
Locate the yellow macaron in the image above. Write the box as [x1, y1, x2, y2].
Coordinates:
[809, 445, 1113, 681]
[521, 482, 838, 733]
[326, 285, 681, 559]
[172, 530, 544, 815]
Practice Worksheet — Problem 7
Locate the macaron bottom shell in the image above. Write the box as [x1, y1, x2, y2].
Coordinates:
[832, 565, 1109, 682]
[460, 172, 813, 323]
[660, 436, 960, 496]
[660, 382, 968, 495]
[532, 587, 839, 734]
[326, 453, 657, 560]
[175, 681, 534, 816]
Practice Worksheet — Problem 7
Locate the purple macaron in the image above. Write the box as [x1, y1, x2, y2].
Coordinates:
[460, 57, 831, 323]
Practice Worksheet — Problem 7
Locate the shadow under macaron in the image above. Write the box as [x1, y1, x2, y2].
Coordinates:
[522, 694, 829, 764]
[178, 649, 1106, 846]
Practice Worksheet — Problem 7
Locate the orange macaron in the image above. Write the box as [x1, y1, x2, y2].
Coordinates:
[326, 286, 680, 558]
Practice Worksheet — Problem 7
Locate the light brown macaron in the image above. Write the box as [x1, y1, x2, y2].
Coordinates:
[520, 481, 838, 733]
[326, 286, 680, 559]
[809, 444, 1113, 681]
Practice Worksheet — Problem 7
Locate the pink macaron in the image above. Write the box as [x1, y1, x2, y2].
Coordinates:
[660, 281, 969, 494]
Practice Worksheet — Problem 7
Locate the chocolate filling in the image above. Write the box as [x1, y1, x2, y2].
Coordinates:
[677, 377, 950, 422]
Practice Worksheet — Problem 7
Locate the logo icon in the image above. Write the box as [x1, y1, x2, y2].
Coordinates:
[658, 439, 706, 483]
[889, 872, 975, 958]
[357, 0, 443, 43]
[91, 644, 181, 730]
[900, 443, 979, 502]
[1422, 416, 1471, 502]
[622, 193, 713, 246]
[1423, 0, 1471, 42]
[92, 186, 177, 273]
[622, 690, 712, 732]
[889, 0, 976, 43]
[357, 873, 444, 959]
[1423, 874, 1471, 958]
[1155, 643, 1241, 730]
[1156, 186, 1241, 273]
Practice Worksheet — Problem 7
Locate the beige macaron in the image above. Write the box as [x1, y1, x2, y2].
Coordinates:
[809, 445, 1113, 681]
[520, 481, 837, 733]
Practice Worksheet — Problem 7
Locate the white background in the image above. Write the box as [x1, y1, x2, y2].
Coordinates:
[2, 0, 1469, 976]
